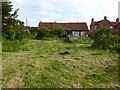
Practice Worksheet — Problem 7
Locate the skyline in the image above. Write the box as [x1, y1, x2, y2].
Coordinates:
[11, 0, 120, 27]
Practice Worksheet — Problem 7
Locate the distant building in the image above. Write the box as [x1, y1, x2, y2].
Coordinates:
[38, 22, 89, 37]
[90, 16, 120, 35]
[25, 26, 37, 32]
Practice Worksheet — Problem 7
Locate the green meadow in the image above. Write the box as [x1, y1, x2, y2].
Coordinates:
[2, 38, 119, 88]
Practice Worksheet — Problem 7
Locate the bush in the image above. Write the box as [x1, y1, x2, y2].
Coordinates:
[2, 26, 31, 40]
[6, 29, 15, 40]
[35, 27, 52, 39]
[53, 25, 64, 37]
[13, 26, 31, 39]
[91, 28, 120, 52]
[35, 26, 64, 39]
[108, 35, 120, 53]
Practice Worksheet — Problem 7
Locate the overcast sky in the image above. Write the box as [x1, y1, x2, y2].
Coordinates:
[11, 0, 120, 27]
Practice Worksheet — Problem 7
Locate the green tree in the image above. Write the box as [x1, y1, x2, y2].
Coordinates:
[2, 1, 20, 30]
[2, 2, 13, 31]
[2, 2, 13, 17]
[53, 25, 64, 37]
[2, 1, 27, 40]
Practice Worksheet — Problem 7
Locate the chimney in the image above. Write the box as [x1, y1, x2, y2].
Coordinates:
[91, 18, 94, 23]
[104, 16, 107, 20]
[116, 18, 119, 22]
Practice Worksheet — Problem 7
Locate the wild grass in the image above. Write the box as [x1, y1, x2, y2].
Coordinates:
[72, 37, 93, 44]
[2, 37, 29, 52]
[2, 38, 119, 88]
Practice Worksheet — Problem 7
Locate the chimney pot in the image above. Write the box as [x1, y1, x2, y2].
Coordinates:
[104, 16, 107, 20]
[116, 18, 119, 22]
[91, 18, 94, 22]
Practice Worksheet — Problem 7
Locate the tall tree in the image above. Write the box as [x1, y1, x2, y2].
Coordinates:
[2, 2, 13, 17]
[2, 1, 20, 30]
[2, 1, 13, 30]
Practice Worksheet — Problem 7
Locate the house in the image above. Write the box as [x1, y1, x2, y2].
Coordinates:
[90, 16, 120, 35]
[38, 22, 89, 37]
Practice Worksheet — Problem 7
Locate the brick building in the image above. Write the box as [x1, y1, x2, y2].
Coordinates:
[90, 16, 120, 35]
[38, 22, 89, 37]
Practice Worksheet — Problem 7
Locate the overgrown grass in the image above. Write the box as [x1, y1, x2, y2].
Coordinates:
[2, 38, 119, 88]
[67, 37, 94, 45]
[2, 37, 29, 52]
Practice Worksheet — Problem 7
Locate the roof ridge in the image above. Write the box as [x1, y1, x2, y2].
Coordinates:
[39, 22, 87, 24]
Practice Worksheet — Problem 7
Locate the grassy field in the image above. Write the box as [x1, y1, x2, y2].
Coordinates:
[2, 38, 119, 88]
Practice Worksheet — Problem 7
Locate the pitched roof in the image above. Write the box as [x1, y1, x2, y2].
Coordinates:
[92, 19, 120, 34]
[94, 19, 110, 25]
[38, 22, 88, 31]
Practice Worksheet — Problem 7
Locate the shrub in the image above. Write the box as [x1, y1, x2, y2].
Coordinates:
[35, 27, 52, 39]
[6, 29, 15, 40]
[108, 35, 120, 53]
[91, 27, 120, 52]
[35, 26, 64, 39]
[53, 25, 64, 37]
[13, 26, 31, 39]
[2, 26, 31, 40]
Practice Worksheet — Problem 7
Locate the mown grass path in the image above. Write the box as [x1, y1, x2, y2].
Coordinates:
[2, 39, 119, 88]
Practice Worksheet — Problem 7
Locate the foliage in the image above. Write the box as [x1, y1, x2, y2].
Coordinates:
[53, 25, 64, 37]
[35, 27, 51, 39]
[3, 26, 31, 40]
[108, 34, 120, 53]
[6, 29, 15, 40]
[2, 2, 13, 17]
[2, 2, 12, 31]
[91, 28, 120, 52]
[2, 1, 27, 40]
[12, 26, 31, 39]
[35, 26, 64, 39]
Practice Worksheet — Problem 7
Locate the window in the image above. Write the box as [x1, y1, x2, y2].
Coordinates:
[110, 26, 113, 29]
[95, 26, 97, 30]
[80, 31, 85, 37]
[73, 31, 79, 36]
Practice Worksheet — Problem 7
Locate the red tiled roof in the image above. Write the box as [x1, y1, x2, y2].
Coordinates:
[94, 20, 120, 28]
[94, 19, 110, 25]
[38, 22, 88, 31]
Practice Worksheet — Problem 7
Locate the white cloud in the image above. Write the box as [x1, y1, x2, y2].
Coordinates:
[11, 0, 119, 27]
